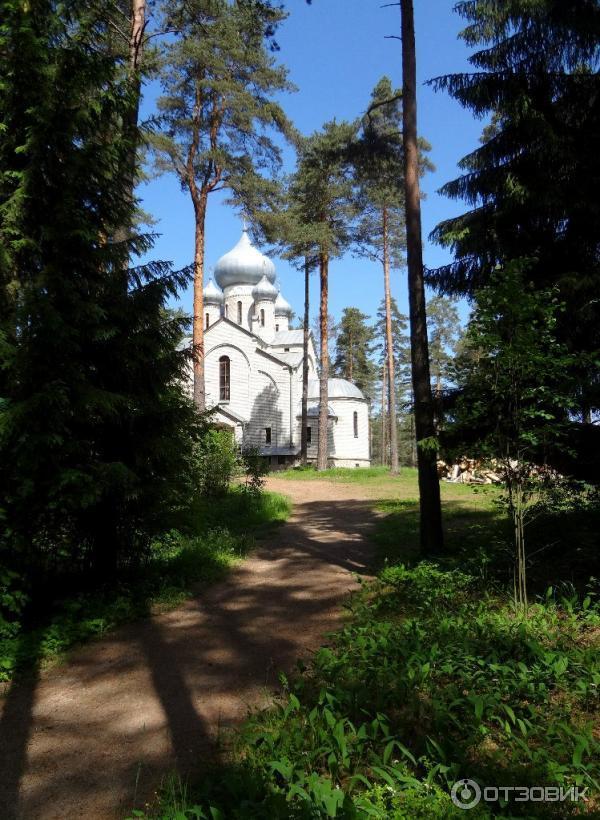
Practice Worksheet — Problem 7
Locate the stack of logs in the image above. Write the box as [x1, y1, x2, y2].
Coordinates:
[437, 458, 502, 485]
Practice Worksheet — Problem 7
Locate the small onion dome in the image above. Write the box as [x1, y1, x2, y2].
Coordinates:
[203, 278, 224, 305]
[214, 229, 276, 289]
[252, 274, 278, 302]
[274, 291, 293, 317]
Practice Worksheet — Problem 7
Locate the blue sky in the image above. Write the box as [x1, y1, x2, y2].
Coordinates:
[139, 0, 485, 327]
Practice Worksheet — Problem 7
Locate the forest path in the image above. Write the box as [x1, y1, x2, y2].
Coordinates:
[0, 478, 377, 820]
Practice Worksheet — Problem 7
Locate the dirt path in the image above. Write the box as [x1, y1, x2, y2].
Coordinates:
[0, 479, 377, 820]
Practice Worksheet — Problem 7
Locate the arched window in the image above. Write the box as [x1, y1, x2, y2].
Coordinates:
[224, 303, 229, 319]
[237, 301, 242, 325]
[260, 308, 265, 327]
[353, 410, 358, 438]
[219, 355, 230, 401]
[275, 323, 279, 332]
[205, 312, 210, 329]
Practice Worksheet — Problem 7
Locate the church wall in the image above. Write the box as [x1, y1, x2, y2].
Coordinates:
[223, 285, 255, 331]
[298, 399, 370, 467]
[244, 370, 284, 449]
[330, 399, 370, 464]
[205, 322, 253, 420]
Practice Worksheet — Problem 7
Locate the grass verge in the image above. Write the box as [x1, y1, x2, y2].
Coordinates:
[0, 488, 290, 683]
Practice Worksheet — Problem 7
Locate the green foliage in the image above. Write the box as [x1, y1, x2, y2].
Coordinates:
[195, 429, 239, 497]
[0, 1, 199, 584]
[444, 263, 578, 607]
[140, 559, 600, 818]
[333, 308, 377, 399]
[447, 262, 575, 461]
[426, 295, 461, 395]
[240, 446, 270, 499]
[429, 0, 600, 420]
[152, 0, 292, 217]
[0, 488, 290, 682]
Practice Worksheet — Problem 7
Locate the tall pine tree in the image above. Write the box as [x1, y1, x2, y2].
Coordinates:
[152, 0, 292, 409]
[290, 122, 357, 470]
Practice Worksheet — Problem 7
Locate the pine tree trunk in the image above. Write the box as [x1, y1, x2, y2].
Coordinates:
[300, 257, 310, 464]
[400, 0, 444, 552]
[383, 205, 399, 473]
[114, 0, 146, 259]
[381, 360, 387, 466]
[317, 251, 329, 471]
[192, 199, 207, 411]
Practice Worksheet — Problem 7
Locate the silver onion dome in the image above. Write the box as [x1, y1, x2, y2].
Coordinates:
[203, 278, 224, 305]
[274, 291, 293, 317]
[214, 229, 276, 289]
[252, 274, 278, 302]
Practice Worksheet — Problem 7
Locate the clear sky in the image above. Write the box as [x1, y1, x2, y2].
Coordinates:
[138, 0, 485, 327]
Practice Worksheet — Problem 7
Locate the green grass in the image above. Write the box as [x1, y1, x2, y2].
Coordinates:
[0, 488, 291, 682]
[277, 465, 415, 484]
[134, 563, 600, 819]
[133, 470, 599, 819]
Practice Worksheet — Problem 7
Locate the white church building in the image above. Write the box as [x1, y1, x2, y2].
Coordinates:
[194, 227, 370, 469]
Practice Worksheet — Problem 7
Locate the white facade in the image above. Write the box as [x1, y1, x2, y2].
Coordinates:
[190, 229, 370, 468]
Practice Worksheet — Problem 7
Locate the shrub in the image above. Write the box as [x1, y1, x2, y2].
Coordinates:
[195, 429, 240, 497]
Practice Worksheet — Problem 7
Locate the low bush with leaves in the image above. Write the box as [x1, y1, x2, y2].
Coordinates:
[0, 489, 290, 682]
[140, 563, 600, 818]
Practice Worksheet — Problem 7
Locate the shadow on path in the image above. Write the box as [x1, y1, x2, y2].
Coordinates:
[0, 486, 376, 819]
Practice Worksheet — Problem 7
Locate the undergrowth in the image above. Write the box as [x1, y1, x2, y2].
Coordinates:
[0, 489, 290, 682]
[135, 563, 600, 818]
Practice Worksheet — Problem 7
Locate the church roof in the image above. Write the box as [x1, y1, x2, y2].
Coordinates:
[252, 274, 278, 302]
[272, 329, 304, 346]
[214, 228, 276, 289]
[203, 278, 223, 305]
[308, 378, 366, 400]
[274, 291, 293, 317]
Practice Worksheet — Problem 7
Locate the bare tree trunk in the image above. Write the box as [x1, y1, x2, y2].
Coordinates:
[400, 0, 443, 552]
[381, 360, 387, 466]
[348, 329, 353, 382]
[317, 251, 329, 471]
[192, 199, 207, 411]
[300, 257, 310, 464]
[114, 0, 146, 259]
[383, 205, 399, 473]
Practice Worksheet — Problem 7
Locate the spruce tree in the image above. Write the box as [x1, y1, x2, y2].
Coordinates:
[429, 0, 600, 421]
[152, 0, 292, 410]
[0, 1, 197, 580]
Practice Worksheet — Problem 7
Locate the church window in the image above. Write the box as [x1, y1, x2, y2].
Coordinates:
[265, 427, 272, 445]
[205, 313, 210, 329]
[353, 411, 358, 438]
[275, 324, 279, 332]
[237, 301, 242, 324]
[306, 426, 312, 444]
[260, 308, 265, 326]
[219, 356, 230, 401]
[225, 303, 229, 318]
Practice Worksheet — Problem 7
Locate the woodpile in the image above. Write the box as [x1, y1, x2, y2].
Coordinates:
[437, 458, 502, 485]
